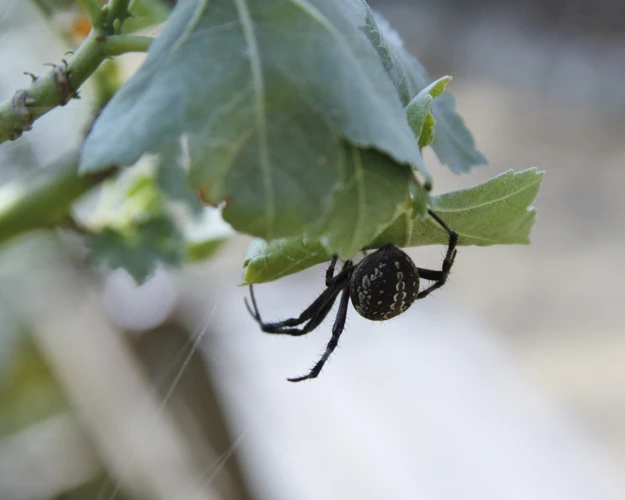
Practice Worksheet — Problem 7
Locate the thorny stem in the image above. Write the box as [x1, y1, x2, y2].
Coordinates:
[105, 0, 133, 32]
[0, 30, 101, 143]
[0, 0, 148, 144]
[0, 0, 156, 245]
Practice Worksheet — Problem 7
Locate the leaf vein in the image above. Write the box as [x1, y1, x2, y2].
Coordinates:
[234, 0, 275, 237]
[434, 175, 542, 212]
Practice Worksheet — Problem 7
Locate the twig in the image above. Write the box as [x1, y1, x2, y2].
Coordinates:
[0, 0, 148, 144]
[0, 30, 152, 143]
[103, 34, 153, 56]
[105, 0, 132, 32]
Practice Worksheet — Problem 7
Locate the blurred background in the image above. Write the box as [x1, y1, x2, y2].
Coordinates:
[1, 0, 625, 499]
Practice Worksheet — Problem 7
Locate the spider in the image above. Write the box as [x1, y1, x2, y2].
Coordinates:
[245, 209, 458, 382]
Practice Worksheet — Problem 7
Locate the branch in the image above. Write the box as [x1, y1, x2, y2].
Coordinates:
[0, 152, 116, 245]
[0, 0, 147, 144]
[0, 31, 101, 143]
[105, 0, 132, 32]
[103, 34, 153, 56]
[0, 29, 152, 144]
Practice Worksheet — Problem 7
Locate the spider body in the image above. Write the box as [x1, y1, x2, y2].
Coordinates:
[350, 244, 420, 321]
[245, 209, 458, 382]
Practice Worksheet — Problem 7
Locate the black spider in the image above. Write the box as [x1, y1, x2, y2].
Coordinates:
[245, 209, 458, 382]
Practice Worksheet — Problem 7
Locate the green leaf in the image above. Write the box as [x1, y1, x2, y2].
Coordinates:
[155, 144, 203, 215]
[80, 0, 425, 245]
[243, 236, 327, 285]
[87, 162, 230, 280]
[0, 334, 68, 436]
[419, 115, 436, 150]
[183, 207, 234, 262]
[244, 169, 544, 284]
[186, 239, 224, 262]
[363, 11, 487, 174]
[90, 166, 163, 230]
[91, 215, 185, 283]
[305, 145, 414, 259]
[405, 75, 453, 150]
[375, 168, 544, 247]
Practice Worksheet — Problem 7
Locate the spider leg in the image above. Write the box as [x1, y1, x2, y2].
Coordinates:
[325, 255, 338, 286]
[416, 210, 458, 300]
[414, 267, 445, 281]
[245, 284, 333, 330]
[244, 262, 353, 335]
[248, 284, 344, 336]
[288, 286, 351, 382]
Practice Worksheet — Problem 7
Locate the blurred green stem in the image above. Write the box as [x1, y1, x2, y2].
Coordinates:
[103, 34, 153, 56]
[0, 0, 147, 144]
[106, 0, 132, 31]
[0, 152, 116, 245]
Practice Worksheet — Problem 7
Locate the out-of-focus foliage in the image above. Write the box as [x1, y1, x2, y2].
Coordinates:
[0, 335, 67, 437]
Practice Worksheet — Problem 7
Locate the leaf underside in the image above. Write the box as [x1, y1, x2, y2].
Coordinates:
[80, 0, 486, 260]
[364, 11, 487, 174]
[91, 216, 184, 283]
[244, 168, 544, 284]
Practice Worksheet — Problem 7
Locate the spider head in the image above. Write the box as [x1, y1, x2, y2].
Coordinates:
[349, 244, 420, 321]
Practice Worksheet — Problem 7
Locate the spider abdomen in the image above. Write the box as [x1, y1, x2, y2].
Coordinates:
[350, 244, 420, 321]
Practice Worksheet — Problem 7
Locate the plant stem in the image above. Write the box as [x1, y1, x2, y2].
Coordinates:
[0, 30, 100, 143]
[75, 0, 103, 27]
[103, 34, 153, 56]
[128, 0, 141, 12]
[0, 27, 152, 145]
[0, 152, 116, 245]
[0, 0, 142, 144]
[106, 0, 132, 31]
